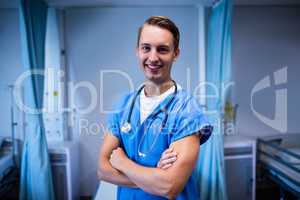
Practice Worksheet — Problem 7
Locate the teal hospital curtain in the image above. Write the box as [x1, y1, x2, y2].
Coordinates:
[197, 0, 232, 200]
[18, 0, 55, 199]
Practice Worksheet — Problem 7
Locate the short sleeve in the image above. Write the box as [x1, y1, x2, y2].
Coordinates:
[106, 95, 130, 140]
[170, 98, 213, 145]
[106, 107, 121, 140]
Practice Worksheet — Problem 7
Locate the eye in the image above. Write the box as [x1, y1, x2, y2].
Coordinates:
[157, 46, 170, 54]
[141, 45, 150, 52]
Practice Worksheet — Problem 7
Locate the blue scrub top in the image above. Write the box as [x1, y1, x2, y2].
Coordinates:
[107, 89, 212, 200]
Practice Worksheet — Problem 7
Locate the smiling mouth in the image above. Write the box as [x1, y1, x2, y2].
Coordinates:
[145, 64, 163, 70]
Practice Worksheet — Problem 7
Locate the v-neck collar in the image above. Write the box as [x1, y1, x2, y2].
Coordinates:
[136, 90, 177, 127]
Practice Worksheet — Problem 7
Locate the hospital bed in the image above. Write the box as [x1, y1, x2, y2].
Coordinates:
[257, 134, 300, 198]
[0, 151, 13, 181]
[0, 137, 16, 198]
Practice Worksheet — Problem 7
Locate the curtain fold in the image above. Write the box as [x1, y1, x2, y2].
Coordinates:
[18, 0, 54, 199]
[197, 0, 232, 200]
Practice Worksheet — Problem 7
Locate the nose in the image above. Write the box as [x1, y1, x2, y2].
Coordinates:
[148, 49, 159, 62]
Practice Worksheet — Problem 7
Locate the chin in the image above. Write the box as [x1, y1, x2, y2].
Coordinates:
[145, 76, 166, 85]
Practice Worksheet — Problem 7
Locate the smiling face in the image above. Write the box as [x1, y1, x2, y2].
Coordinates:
[137, 24, 180, 85]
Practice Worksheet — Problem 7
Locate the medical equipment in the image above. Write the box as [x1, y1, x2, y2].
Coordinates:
[48, 141, 79, 200]
[137, 115, 164, 157]
[257, 134, 300, 198]
[120, 80, 178, 157]
[0, 85, 21, 198]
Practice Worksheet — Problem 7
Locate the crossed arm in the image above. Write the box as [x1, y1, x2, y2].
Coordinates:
[97, 133, 137, 187]
[97, 132, 200, 199]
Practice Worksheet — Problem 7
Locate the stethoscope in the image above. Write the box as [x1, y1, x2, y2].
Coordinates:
[120, 80, 178, 157]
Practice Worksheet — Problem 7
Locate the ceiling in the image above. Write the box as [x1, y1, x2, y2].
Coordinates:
[1, 0, 300, 8]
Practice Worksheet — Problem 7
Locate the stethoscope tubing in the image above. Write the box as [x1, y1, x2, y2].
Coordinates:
[126, 80, 178, 129]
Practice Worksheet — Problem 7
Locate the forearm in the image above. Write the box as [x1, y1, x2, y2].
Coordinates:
[98, 159, 137, 188]
[118, 159, 174, 198]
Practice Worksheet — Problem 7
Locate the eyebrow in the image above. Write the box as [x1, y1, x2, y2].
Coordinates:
[140, 43, 151, 46]
[140, 43, 171, 48]
[158, 45, 171, 49]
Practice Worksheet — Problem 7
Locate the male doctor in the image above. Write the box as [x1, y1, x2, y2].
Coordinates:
[98, 16, 212, 200]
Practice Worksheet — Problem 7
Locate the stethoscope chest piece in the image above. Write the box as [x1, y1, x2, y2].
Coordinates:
[121, 122, 132, 133]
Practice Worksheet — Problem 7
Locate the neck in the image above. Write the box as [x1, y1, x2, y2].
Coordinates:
[144, 79, 174, 97]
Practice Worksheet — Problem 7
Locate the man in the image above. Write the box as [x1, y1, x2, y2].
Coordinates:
[98, 16, 212, 200]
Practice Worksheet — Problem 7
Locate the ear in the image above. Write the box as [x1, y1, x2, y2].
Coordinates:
[135, 46, 139, 57]
[173, 48, 180, 61]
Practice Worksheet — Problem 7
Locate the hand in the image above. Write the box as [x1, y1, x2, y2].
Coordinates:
[110, 147, 128, 170]
[157, 147, 177, 170]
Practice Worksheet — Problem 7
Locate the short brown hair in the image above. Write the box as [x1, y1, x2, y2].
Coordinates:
[137, 16, 180, 50]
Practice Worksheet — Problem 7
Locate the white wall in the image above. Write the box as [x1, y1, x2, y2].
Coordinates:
[0, 9, 23, 139]
[64, 6, 203, 196]
[232, 6, 300, 136]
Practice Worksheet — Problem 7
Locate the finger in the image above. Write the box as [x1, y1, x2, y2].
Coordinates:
[157, 161, 161, 168]
[161, 163, 172, 170]
[160, 156, 177, 166]
[158, 156, 176, 169]
[162, 147, 173, 156]
[161, 148, 173, 158]
[160, 152, 177, 161]
[158, 149, 176, 168]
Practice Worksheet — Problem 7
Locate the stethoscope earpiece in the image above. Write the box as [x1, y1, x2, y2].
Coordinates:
[138, 152, 146, 157]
